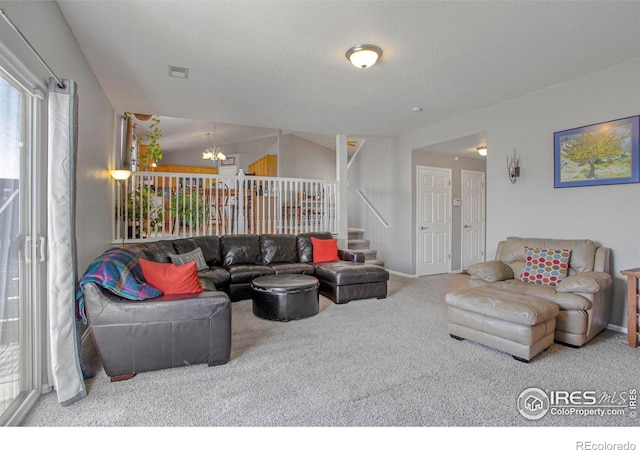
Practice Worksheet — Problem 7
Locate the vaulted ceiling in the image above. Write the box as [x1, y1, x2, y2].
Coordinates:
[57, 1, 640, 150]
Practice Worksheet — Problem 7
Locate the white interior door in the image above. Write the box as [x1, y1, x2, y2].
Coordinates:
[461, 170, 485, 271]
[416, 166, 451, 276]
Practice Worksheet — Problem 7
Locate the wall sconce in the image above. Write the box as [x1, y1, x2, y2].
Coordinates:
[507, 148, 520, 183]
[476, 146, 487, 157]
[110, 169, 132, 181]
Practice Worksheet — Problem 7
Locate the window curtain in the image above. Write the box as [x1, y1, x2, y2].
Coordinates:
[47, 78, 86, 405]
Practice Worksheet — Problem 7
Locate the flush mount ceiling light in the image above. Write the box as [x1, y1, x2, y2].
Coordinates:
[476, 146, 488, 157]
[345, 44, 383, 69]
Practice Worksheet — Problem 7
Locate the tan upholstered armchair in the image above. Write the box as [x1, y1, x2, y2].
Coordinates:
[467, 237, 612, 347]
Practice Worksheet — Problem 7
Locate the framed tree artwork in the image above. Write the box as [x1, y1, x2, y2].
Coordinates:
[554, 116, 640, 188]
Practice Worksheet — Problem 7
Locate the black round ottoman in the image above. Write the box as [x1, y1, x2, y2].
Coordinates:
[251, 274, 320, 321]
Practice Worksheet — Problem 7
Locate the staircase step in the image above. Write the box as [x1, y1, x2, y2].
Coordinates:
[366, 259, 385, 267]
[360, 249, 377, 259]
[347, 229, 384, 267]
[348, 228, 364, 240]
[348, 239, 370, 250]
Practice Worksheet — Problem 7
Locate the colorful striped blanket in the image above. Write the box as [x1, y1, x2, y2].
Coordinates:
[76, 248, 162, 323]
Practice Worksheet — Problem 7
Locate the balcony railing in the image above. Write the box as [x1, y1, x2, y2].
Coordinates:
[113, 171, 338, 243]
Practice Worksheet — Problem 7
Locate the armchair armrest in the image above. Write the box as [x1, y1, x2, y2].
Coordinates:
[467, 260, 514, 282]
[338, 249, 365, 263]
[556, 272, 612, 294]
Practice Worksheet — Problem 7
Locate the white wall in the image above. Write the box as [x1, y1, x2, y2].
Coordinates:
[347, 138, 401, 271]
[350, 56, 640, 328]
[279, 134, 335, 179]
[161, 135, 278, 174]
[0, 1, 115, 272]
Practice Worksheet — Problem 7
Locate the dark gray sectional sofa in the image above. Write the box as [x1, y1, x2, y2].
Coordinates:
[82, 232, 388, 380]
[123, 232, 389, 303]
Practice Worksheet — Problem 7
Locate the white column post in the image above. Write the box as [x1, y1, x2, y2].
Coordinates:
[336, 134, 349, 249]
[236, 170, 247, 233]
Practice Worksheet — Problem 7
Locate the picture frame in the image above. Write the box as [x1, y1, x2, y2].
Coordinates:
[554, 116, 640, 188]
[220, 157, 235, 166]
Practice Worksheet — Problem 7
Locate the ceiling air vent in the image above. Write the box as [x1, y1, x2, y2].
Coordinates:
[168, 65, 189, 79]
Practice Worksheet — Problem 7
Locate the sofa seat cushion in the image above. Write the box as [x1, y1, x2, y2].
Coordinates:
[484, 279, 593, 311]
[86, 283, 230, 325]
[227, 264, 274, 284]
[446, 287, 559, 326]
[268, 262, 316, 275]
[314, 261, 389, 285]
[198, 267, 231, 290]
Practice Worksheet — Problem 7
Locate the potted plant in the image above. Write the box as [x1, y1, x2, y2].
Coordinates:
[117, 184, 164, 238]
[170, 188, 211, 231]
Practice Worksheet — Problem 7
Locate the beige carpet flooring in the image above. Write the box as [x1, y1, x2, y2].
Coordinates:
[20, 274, 640, 433]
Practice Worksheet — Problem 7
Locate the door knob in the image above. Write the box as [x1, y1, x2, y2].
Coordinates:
[420, 226, 429, 230]
[464, 225, 471, 228]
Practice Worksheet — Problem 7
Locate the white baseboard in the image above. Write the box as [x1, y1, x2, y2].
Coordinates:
[387, 270, 467, 278]
[606, 323, 626, 334]
[386, 269, 418, 278]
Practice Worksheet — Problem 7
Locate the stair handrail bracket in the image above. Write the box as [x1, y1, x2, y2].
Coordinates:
[356, 189, 391, 229]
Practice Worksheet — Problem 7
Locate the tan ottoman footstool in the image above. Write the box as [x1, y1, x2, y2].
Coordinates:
[445, 286, 559, 362]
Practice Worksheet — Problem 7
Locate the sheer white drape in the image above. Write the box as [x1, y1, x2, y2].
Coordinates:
[47, 78, 86, 405]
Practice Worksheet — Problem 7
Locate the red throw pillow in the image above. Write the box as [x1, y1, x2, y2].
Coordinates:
[139, 259, 203, 295]
[310, 237, 339, 263]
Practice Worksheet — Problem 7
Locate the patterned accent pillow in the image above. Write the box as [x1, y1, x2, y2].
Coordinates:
[519, 247, 571, 286]
[168, 247, 208, 271]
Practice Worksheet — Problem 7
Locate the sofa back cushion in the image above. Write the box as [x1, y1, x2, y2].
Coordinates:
[221, 234, 262, 267]
[260, 234, 298, 265]
[123, 241, 174, 263]
[497, 237, 596, 276]
[172, 236, 222, 267]
[297, 232, 333, 263]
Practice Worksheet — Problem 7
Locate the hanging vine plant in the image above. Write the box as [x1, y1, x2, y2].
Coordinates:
[125, 113, 163, 170]
[141, 115, 163, 170]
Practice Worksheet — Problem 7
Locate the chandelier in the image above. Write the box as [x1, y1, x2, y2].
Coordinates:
[201, 124, 226, 161]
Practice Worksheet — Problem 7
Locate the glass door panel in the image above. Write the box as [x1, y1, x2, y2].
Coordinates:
[0, 74, 27, 419]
